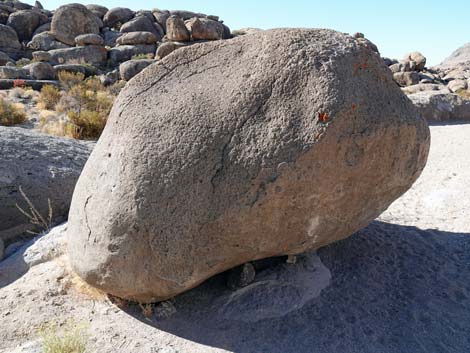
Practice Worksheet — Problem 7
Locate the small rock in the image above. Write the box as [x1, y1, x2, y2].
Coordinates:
[0, 238, 4, 261]
[32, 50, 51, 62]
[166, 16, 190, 42]
[393, 71, 420, 87]
[103, 7, 134, 29]
[226, 263, 256, 289]
[75, 33, 104, 46]
[185, 17, 225, 41]
[119, 59, 154, 81]
[116, 31, 157, 45]
[0, 51, 12, 65]
[0, 23, 21, 50]
[403, 51, 426, 71]
[120, 15, 163, 41]
[155, 300, 177, 319]
[86, 4, 108, 19]
[155, 41, 187, 60]
[448, 79, 468, 93]
[29, 61, 55, 80]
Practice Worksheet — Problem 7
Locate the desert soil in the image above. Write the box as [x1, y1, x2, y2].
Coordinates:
[1, 122, 469, 353]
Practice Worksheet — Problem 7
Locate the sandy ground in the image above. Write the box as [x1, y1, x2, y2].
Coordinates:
[379, 122, 470, 232]
[0, 123, 469, 353]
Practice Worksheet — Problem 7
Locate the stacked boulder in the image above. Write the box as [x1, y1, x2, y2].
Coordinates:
[383, 45, 470, 121]
[0, 1, 232, 87]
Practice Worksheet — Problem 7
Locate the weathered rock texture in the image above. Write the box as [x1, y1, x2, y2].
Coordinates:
[0, 127, 94, 244]
[67, 29, 430, 302]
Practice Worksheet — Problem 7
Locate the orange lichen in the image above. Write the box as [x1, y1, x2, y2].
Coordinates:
[318, 112, 329, 123]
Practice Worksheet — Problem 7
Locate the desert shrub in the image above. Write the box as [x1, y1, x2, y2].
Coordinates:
[456, 89, 470, 100]
[58, 71, 85, 91]
[38, 85, 62, 110]
[132, 53, 154, 60]
[68, 110, 108, 139]
[107, 80, 126, 96]
[0, 98, 26, 126]
[40, 321, 89, 353]
[59, 82, 114, 139]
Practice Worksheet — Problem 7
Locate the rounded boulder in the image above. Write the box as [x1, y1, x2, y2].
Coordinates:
[51, 4, 101, 46]
[67, 29, 430, 302]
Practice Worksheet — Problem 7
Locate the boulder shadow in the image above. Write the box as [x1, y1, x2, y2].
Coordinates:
[121, 221, 470, 353]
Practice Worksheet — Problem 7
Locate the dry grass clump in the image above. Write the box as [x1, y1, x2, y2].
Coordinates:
[38, 85, 62, 110]
[132, 53, 154, 60]
[456, 89, 470, 100]
[35, 73, 116, 139]
[39, 321, 89, 353]
[15, 185, 52, 235]
[57, 78, 114, 139]
[58, 71, 85, 91]
[0, 97, 27, 126]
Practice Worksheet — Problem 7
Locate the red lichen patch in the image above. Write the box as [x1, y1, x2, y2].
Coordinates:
[318, 112, 329, 123]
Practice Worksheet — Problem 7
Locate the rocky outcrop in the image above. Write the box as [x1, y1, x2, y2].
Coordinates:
[67, 28, 430, 302]
[438, 43, 470, 68]
[408, 91, 470, 121]
[0, 2, 233, 83]
[382, 44, 470, 120]
[0, 127, 94, 244]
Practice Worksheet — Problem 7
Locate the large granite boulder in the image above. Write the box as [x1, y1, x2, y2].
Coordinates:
[0, 127, 94, 244]
[6, 9, 46, 41]
[67, 28, 430, 302]
[51, 4, 101, 46]
[0, 24, 21, 50]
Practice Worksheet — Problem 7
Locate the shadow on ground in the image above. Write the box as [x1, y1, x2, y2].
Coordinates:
[123, 221, 470, 353]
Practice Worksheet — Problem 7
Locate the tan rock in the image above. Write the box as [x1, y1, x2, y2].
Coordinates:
[166, 16, 190, 42]
[67, 28, 430, 302]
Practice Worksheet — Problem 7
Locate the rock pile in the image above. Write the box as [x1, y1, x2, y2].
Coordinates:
[67, 28, 429, 302]
[383, 46, 470, 121]
[0, 1, 232, 87]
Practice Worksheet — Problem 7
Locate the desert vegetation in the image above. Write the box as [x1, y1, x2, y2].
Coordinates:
[36, 72, 120, 139]
[0, 96, 27, 126]
[39, 321, 89, 353]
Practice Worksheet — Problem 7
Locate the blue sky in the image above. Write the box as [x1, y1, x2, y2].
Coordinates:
[32, 0, 467, 65]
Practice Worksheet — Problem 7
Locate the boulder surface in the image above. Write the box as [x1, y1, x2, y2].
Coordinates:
[67, 28, 430, 302]
[0, 127, 94, 244]
[51, 4, 101, 46]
